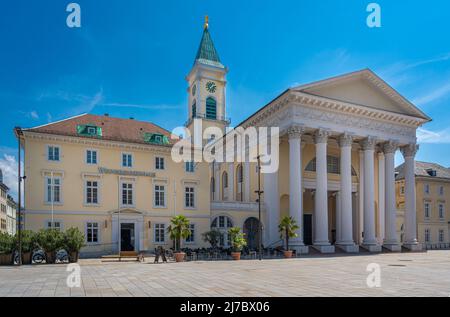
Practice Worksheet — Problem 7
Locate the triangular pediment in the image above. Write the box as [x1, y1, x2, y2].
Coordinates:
[293, 69, 430, 120]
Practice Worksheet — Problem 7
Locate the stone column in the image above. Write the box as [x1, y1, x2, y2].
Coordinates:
[264, 170, 280, 246]
[383, 141, 401, 251]
[401, 143, 421, 251]
[337, 134, 358, 252]
[244, 161, 250, 202]
[377, 151, 385, 244]
[313, 129, 334, 253]
[288, 126, 308, 253]
[360, 137, 381, 252]
[228, 163, 235, 201]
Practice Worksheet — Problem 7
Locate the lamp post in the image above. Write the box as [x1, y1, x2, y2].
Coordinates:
[15, 127, 25, 266]
[255, 154, 264, 261]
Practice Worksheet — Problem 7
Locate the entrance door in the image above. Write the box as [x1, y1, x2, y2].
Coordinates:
[303, 214, 313, 245]
[120, 223, 135, 251]
[243, 217, 260, 250]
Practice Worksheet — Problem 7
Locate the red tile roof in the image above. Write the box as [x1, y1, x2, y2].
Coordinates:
[25, 114, 177, 146]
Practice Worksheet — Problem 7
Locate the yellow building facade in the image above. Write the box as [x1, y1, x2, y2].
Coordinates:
[16, 21, 433, 256]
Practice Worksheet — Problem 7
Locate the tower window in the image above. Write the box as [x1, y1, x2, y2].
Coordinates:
[206, 97, 217, 120]
[192, 100, 197, 118]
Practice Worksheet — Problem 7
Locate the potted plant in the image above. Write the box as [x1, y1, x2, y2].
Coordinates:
[228, 227, 247, 260]
[278, 216, 299, 258]
[202, 230, 221, 249]
[64, 227, 85, 263]
[167, 215, 191, 262]
[0, 232, 14, 265]
[36, 229, 64, 264]
[14, 230, 36, 264]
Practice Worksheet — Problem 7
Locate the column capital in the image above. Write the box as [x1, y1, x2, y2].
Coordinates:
[360, 136, 377, 151]
[401, 143, 419, 158]
[383, 140, 399, 154]
[314, 129, 330, 144]
[287, 125, 305, 140]
[338, 133, 353, 147]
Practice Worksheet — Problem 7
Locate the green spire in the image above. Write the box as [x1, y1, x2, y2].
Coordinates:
[194, 16, 224, 68]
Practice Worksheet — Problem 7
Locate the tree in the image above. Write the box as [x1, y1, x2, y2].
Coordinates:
[202, 230, 221, 249]
[278, 216, 299, 251]
[167, 215, 191, 252]
[228, 227, 247, 253]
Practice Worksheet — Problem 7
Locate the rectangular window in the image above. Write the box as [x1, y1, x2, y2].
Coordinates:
[424, 184, 430, 194]
[48, 146, 60, 161]
[46, 221, 61, 231]
[1, 219, 6, 230]
[186, 224, 195, 243]
[155, 157, 165, 170]
[439, 186, 444, 196]
[46, 177, 61, 203]
[86, 150, 98, 164]
[122, 183, 133, 206]
[87, 127, 97, 135]
[185, 161, 195, 173]
[154, 223, 165, 243]
[439, 230, 444, 243]
[424, 202, 430, 219]
[86, 222, 99, 243]
[425, 229, 430, 243]
[86, 181, 99, 204]
[122, 153, 133, 168]
[439, 204, 445, 219]
[154, 185, 166, 207]
[400, 186, 405, 195]
[185, 187, 195, 208]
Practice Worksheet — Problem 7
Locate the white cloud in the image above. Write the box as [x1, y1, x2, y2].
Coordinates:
[417, 128, 450, 144]
[0, 153, 22, 201]
[412, 82, 450, 105]
[30, 111, 39, 119]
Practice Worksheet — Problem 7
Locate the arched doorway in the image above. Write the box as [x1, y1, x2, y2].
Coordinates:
[243, 217, 260, 250]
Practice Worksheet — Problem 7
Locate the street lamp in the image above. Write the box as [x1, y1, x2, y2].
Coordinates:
[255, 154, 264, 261]
[15, 127, 25, 266]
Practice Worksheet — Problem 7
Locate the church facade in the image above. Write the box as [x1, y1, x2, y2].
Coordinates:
[15, 20, 432, 256]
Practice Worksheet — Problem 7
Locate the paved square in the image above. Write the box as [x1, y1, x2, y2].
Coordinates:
[0, 251, 449, 297]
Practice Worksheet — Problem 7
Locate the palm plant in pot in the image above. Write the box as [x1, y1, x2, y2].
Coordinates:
[167, 215, 191, 262]
[36, 229, 64, 264]
[278, 216, 299, 258]
[0, 232, 14, 265]
[64, 227, 85, 263]
[228, 227, 247, 260]
[14, 230, 36, 264]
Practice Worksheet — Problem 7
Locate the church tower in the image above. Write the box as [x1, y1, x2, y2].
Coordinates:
[186, 17, 229, 141]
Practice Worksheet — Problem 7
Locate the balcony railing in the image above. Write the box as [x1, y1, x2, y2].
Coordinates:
[185, 113, 231, 127]
[211, 200, 263, 212]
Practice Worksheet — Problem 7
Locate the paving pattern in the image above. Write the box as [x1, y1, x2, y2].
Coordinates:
[0, 251, 449, 297]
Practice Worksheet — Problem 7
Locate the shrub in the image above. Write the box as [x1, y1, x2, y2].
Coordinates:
[278, 216, 299, 251]
[228, 227, 247, 252]
[0, 232, 14, 254]
[202, 230, 221, 249]
[14, 230, 36, 253]
[64, 227, 85, 253]
[35, 229, 64, 253]
[167, 215, 191, 252]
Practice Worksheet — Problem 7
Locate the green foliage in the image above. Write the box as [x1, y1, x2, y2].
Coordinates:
[202, 230, 221, 248]
[35, 229, 64, 253]
[278, 216, 299, 251]
[0, 232, 14, 254]
[167, 215, 191, 252]
[228, 227, 247, 252]
[14, 230, 36, 253]
[64, 227, 86, 253]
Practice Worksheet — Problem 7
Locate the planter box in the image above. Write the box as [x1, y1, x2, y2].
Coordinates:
[0, 254, 13, 265]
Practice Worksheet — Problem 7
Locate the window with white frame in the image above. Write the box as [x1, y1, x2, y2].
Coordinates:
[154, 185, 166, 207]
[185, 224, 195, 243]
[439, 203, 445, 219]
[439, 186, 444, 196]
[185, 161, 195, 173]
[185, 187, 195, 208]
[46, 177, 61, 203]
[439, 229, 444, 243]
[400, 185, 405, 195]
[86, 150, 98, 164]
[155, 157, 165, 170]
[424, 202, 431, 219]
[211, 216, 233, 247]
[425, 229, 431, 243]
[86, 222, 99, 243]
[121, 182, 133, 206]
[85, 180, 99, 204]
[47, 146, 60, 161]
[424, 184, 430, 194]
[122, 153, 133, 167]
[46, 221, 61, 231]
[154, 223, 165, 243]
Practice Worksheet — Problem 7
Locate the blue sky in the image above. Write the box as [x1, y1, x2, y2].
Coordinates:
[1, 0, 450, 197]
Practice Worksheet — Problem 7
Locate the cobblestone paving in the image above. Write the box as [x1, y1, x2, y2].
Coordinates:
[0, 251, 449, 297]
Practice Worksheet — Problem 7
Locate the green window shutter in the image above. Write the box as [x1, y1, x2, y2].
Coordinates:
[206, 97, 217, 120]
[76, 124, 102, 138]
[143, 132, 169, 145]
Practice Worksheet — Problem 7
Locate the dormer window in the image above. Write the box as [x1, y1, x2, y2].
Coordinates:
[77, 124, 102, 137]
[143, 133, 169, 145]
[426, 169, 437, 177]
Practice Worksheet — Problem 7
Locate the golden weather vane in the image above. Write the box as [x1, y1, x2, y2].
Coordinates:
[204, 15, 209, 29]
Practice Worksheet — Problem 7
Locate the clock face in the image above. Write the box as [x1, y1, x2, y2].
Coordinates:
[205, 81, 217, 93]
[192, 84, 196, 96]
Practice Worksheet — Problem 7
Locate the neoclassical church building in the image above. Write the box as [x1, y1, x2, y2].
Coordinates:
[17, 19, 431, 255]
